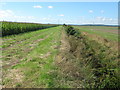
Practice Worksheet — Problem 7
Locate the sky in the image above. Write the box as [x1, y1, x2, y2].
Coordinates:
[0, 2, 118, 25]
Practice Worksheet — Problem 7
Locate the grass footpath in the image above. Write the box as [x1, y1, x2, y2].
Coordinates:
[2, 26, 62, 88]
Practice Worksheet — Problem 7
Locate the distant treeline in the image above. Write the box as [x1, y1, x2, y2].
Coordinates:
[70, 24, 119, 27]
[1, 21, 58, 36]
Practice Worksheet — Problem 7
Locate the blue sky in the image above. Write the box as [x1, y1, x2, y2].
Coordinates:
[0, 2, 118, 25]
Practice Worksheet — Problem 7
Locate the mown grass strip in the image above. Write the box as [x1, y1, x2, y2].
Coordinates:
[2, 26, 62, 88]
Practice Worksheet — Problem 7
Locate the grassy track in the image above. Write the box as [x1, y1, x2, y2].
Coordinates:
[2, 26, 62, 88]
[2, 25, 119, 88]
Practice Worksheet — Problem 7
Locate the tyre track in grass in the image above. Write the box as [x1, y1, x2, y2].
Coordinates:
[2, 27, 57, 69]
[2, 31, 43, 48]
[2, 26, 62, 88]
[21, 26, 62, 88]
[2, 27, 56, 50]
[2, 30, 50, 54]
[2, 27, 55, 45]
[2, 28, 54, 64]
[2, 26, 60, 82]
[2, 35, 49, 69]
[2, 34, 50, 88]
[2, 33, 52, 87]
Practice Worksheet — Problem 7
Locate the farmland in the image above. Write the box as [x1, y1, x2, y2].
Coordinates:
[74, 26, 118, 41]
[1, 22, 119, 88]
[61, 25, 119, 88]
[2, 24, 61, 88]
[1, 21, 57, 36]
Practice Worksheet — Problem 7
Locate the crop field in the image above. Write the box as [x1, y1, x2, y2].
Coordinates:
[74, 26, 118, 41]
[1, 22, 120, 88]
[1, 21, 57, 36]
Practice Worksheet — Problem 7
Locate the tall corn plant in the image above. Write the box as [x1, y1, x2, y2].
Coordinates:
[1, 21, 57, 36]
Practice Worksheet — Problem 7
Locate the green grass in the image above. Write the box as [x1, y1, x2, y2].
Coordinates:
[62, 25, 119, 88]
[74, 26, 118, 41]
[2, 25, 119, 88]
[2, 26, 62, 88]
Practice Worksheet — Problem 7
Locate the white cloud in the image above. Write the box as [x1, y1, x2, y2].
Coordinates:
[58, 14, 64, 17]
[0, 10, 14, 18]
[109, 18, 113, 21]
[0, 9, 117, 25]
[36, 17, 118, 25]
[0, 2, 6, 7]
[67, 16, 118, 25]
[93, 17, 118, 25]
[101, 10, 104, 13]
[33, 5, 42, 8]
[102, 18, 106, 21]
[42, 17, 50, 20]
[48, 6, 53, 8]
[89, 10, 93, 13]
[0, 2, 6, 5]
[0, 9, 36, 22]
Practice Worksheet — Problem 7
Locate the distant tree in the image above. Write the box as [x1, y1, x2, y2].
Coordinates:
[63, 23, 67, 27]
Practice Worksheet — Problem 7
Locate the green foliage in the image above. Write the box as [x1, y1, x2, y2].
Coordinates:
[1, 21, 57, 36]
[63, 25, 80, 37]
[80, 37, 119, 88]
[63, 25, 119, 88]
[15, 83, 22, 88]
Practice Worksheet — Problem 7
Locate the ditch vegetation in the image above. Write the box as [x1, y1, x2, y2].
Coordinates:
[55, 24, 120, 88]
[2, 23, 119, 88]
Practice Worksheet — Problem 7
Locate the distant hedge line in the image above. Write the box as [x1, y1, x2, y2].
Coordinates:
[1, 21, 58, 36]
[63, 24, 80, 37]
